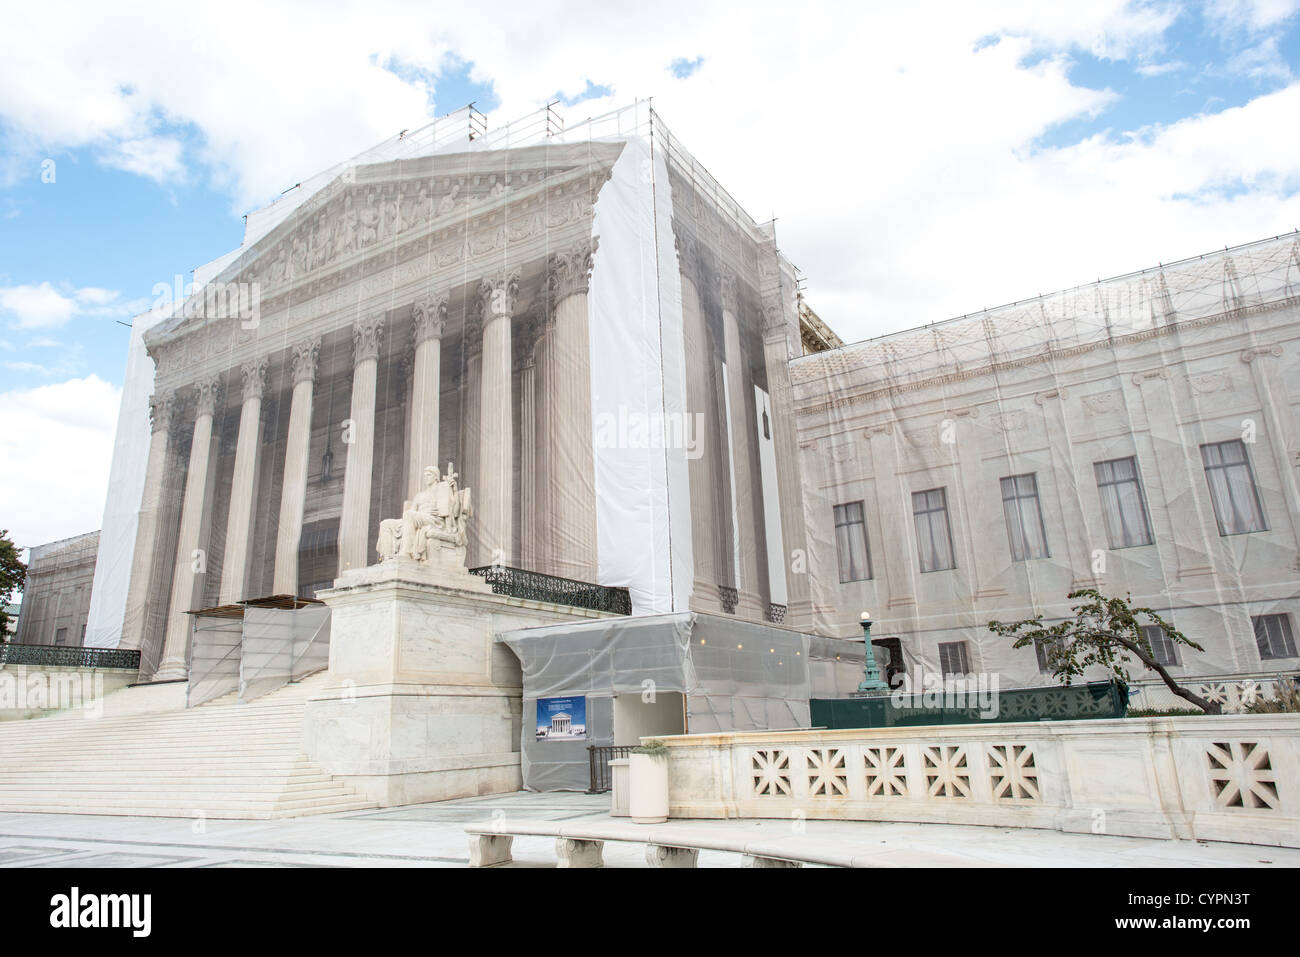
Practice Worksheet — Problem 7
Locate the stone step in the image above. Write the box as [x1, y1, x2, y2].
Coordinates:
[0, 676, 374, 819]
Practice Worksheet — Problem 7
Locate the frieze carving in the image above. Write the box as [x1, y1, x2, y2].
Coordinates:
[352, 315, 385, 364]
[290, 336, 321, 386]
[1188, 370, 1233, 394]
[1033, 388, 1068, 405]
[548, 238, 599, 304]
[864, 424, 893, 438]
[1081, 391, 1122, 416]
[194, 375, 224, 418]
[412, 295, 448, 344]
[240, 357, 269, 402]
[148, 391, 177, 435]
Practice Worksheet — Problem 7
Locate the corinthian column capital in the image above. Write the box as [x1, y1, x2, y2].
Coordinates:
[194, 375, 223, 418]
[412, 294, 448, 345]
[673, 228, 701, 286]
[241, 357, 269, 402]
[149, 391, 177, 435]
[479, 271, 521, 320]
[352, 314, 385, 364]
[548, 237, 599, 304]
[290, 336, 321, 386]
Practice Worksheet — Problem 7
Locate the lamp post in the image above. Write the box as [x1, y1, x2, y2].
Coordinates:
[857, 611, 888, 694]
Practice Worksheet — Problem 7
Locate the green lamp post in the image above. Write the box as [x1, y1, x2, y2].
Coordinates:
[857, 611, 888, 694]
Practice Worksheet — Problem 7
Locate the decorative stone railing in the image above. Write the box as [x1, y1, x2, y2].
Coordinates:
[1126, 671, 1297, 714]
[659, 715, 1300, 848]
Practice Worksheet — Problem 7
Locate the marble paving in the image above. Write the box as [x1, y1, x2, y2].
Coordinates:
[0, 792, 1296, 868]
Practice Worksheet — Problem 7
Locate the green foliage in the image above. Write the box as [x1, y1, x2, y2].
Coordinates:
[989, 588, 1220, 715]
[1127, 707, 1207, 718]
[0, 530, 25, 636]
[632, 739, 670, 758]
[1247, 677, 1300, 714]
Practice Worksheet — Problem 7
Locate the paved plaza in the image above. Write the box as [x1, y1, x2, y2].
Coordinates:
[0, 792, 1296, 868]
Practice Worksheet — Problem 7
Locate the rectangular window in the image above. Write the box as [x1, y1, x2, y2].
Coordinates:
[938, 641, 971, 676]
[1000, 473, 1050, 561]
[912, 487, 956, 572]
[1035, 638, 1064, 673]
[1201, 440, 1268, 535]
[1253, 614, 1297, 660]
[54, 627, 67, 646]
[1140, 624, 1180, 667]
[1094, 457, 1154, 548]
[833, 502, 871, 583]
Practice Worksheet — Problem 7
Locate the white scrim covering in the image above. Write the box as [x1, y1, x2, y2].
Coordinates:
[792, 233, 1300, 686]
[185, 615, 242, 708]
[239, 605, 330, 702]
[84, 308, 167, 648]
[498, 612, 863, 791]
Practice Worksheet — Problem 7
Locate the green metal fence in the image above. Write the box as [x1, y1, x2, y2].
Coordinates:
[811, 680, 1127, 730]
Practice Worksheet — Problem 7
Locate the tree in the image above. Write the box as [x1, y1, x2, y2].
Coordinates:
[0, 529, 25, 637]
[988, 588, 1221, 715]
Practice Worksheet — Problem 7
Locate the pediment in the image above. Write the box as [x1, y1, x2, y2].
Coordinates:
[148, 140, 624, 347]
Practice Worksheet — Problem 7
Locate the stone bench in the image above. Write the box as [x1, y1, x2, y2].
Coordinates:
[464, 820, 863, 868]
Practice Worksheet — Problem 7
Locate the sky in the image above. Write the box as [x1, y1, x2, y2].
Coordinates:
[1, 0, 1299, 555]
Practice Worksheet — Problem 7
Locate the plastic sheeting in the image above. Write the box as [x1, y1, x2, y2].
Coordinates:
[84, 307, 168, 648]
[239, 604, 330, 702]
[186, 615, 242, 708]
[498, 611, 863, 791]
[792, 233, 1300, 687]
[97, 100, 816, 686]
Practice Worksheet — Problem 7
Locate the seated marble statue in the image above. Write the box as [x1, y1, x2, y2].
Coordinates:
[376, 463, 472, 563]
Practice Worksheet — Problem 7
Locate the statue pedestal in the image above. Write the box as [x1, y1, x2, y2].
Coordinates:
[303, 560, 612, 807]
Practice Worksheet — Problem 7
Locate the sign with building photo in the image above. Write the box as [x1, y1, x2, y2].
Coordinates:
[536, 696, 587, 741]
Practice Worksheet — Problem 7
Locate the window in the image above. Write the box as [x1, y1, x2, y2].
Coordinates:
[912, 487, 956, 572]
[1000, 473, 1050, 561]
[833, 502, 872, 582]
[1253, 614, 1297, 660]
[1201, 440, 1268, 535]
[938, 641, 971, 676]
[1094, 457, 1154, 548]
[1140, 624, 1180, 667]
[1034, 637, 1065, 673]
[54, 627, 67, 646]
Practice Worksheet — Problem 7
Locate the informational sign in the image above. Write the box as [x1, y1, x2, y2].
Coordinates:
[536, 696, 587, 741]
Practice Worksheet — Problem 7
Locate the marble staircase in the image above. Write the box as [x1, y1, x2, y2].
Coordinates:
[0, 673, 376, 819]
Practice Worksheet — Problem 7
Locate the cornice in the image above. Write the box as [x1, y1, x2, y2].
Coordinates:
[792, 297, 1300, 419]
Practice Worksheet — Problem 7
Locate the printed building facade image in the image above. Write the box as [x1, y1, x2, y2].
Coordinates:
[77, 101, 1298, 697]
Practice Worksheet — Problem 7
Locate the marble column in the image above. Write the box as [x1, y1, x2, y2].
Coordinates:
[677, 236, 720, 603]
[478, 271, 519, 567]
[464, 314, 483, 566]
[155, 375, 223, 680]
[338, 315, 384, 574]
[548, 242, 598, 582]
[518, 342, 539, 571]
[407, 295, 447, 499]
[273, 337, 320, 595]
[120, 391, 176, 651]
[533, 311, 555, 574]
[720, 269, 763, 615]
[219, 358, 268, 605]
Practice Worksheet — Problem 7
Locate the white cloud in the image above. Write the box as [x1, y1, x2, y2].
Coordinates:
[0, 282, 123, 329]
[0, 376, 120, 549]
[1206, 0, 1300, 34]
[0, 1, 1296, 344]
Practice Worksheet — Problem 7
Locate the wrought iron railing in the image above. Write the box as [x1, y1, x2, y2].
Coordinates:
[469, 566, 632, 615]
[587, 745, 636, 793]
[0, 642, 141, 670]
[766, 603, 787, 624]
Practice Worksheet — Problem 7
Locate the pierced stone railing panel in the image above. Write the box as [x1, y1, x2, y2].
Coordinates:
[662, 716, 1300, 848]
